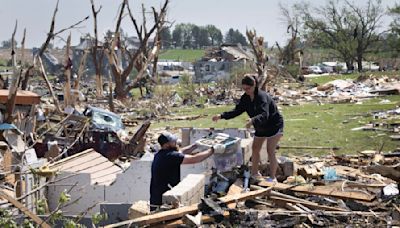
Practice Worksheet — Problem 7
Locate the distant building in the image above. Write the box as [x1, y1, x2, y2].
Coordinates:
[193, 44, 255, 82]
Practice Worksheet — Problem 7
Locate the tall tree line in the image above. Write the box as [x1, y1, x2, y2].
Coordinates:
[162, 23, 248, 49]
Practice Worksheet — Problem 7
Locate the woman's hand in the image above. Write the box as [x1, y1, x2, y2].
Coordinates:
[245, 118, 253, 128]
[212, 115, 221, 122]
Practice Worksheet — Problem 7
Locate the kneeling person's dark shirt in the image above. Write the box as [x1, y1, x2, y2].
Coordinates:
[150, 148, 185, 208]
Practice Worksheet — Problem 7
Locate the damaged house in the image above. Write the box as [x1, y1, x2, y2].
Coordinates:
[193, 44, 254, 83]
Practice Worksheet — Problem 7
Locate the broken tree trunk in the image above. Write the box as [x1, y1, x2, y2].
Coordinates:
[63, 33, 72, 107]
[246, 29, 268, 90]
[90, 0, 103, 97]
[105, 187, 272, 228]
[107, 69, 115, 112]
[5, 21, 20, 124]
[74, 49, 88, 90]
[37, 57, 62, 113]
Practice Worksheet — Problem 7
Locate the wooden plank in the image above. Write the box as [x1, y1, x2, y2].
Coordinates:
[269, 196, 347, 211]
[365, 165, 400, 182]
[258, 180, 375, 202]
[104, 187, 272, 228]
[226, 179, 243, 209]
[0, 190, 51, 228]
[161, 211, 230, 228]
[163, 179, 245, 227]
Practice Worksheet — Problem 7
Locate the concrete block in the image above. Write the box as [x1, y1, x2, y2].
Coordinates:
[162, 187, 189, 205]
[181, 128, 192, 147]
[100, 203, 131, 223]
[241, 138, 253, 164]
[260, 141, 269, 164]
[128, 201, 150, 219]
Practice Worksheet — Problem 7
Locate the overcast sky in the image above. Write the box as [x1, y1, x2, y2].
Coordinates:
[0, 0, 398, 48]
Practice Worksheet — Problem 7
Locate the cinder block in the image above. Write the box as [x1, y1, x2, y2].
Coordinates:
[162, 187, 189, 205]
[128, 201, 149, 219]
[241, 138, 253, 163]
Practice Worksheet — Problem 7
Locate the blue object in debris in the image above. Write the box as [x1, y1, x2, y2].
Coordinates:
[323, 167, 337, 181]
[0, 123, 23, 135]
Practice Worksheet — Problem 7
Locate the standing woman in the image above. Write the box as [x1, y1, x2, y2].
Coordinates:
[212, 75, 284, 182]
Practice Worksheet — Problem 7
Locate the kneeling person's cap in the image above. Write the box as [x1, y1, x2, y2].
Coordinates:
[158, 132, 178, 146]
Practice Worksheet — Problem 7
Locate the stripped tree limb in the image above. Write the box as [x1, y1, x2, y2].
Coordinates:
[5, 20, 19, 123]
[89, 0, 104, 97]
[37, 56, 62, 113]
[63, 33, 72, 107]
[75, 50, 89, 90]
[246, 29, 269, 90]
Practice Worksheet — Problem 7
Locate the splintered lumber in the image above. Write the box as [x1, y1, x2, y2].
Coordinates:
[162, 211, 230, 228]
[227, 179, 243, 209]
[126, 120, 151, 155]
[258, 181, 375, 202]
[269, 196, 346, 211]
[0, 190, 51, 228]
[250, 185, 346, 212]
[365, 165, 400, 182]
[104, 187, 272, 228]
[163, 179, 245, 227]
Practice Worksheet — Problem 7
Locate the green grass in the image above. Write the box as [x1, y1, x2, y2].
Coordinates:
[151, 95, 400, 155]
[0, 66, 12, 72]
[307, 71, 400, 85]
[159, 49, 205, 62]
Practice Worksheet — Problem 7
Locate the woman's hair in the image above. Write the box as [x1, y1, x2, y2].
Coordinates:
[242, 75, 258, 87]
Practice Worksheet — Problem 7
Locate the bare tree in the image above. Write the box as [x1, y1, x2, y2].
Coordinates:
[296, 0, 385, 71]
[346, 0, 385, 72]
[246, 29, 269, 90]
[89, 0, 104, 97]
[105, 0, 169, 100]
[278, 3, 302, 66]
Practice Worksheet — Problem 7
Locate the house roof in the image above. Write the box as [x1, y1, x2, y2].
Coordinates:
[0, 89, 41, 105]
[221, 45, 254, 61]
[49, 149, 123, 186]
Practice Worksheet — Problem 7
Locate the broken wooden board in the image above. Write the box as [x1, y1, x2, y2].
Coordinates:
[104, 187, 272, 227]
[227, 179, 244, 209]
[258, 181, 375, 202]
[297, 164, 323, 179]
[269, 196, 347, 212]
[0, 190, 51, 228]
[161, 179, 245, 227]
[250, 185, 346, 212]
[365, 165, 400, 182]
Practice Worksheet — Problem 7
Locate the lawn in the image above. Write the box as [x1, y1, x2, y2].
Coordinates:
[151, 95, 400, 156]
[307, 71, 400, 85]
[159, 49, 205, 62]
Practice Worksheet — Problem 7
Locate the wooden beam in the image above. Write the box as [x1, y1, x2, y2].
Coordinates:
[105, 187, 272, 228]
[269, 196, 347, 211]
[250, 185, 346, 212]
[365, 165, 400, 182]
[0, 190, 51, 228]
[258, 181, 375, 202]
[226, 179, 243, 209]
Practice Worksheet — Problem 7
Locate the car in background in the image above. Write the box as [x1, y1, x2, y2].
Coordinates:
[308, 66, 323, 74]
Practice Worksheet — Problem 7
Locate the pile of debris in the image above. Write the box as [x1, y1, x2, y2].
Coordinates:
[105, 150, 400, 227]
